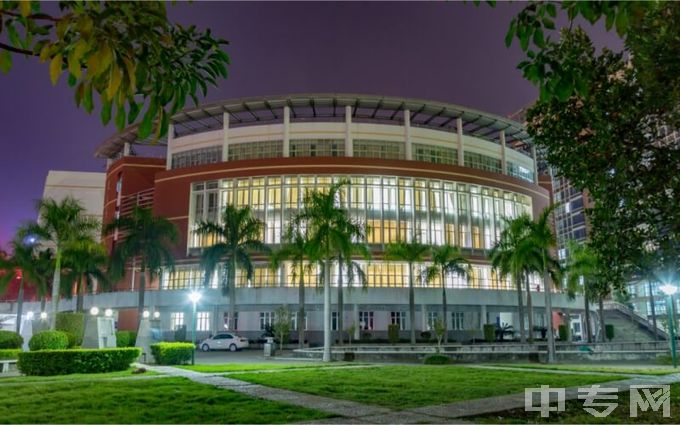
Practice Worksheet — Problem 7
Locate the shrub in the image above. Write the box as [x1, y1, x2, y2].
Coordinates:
[424, 354, 450, 365]
[29, 331, 69, 351]
[116, 331, 137, 348]
[55, 312, 85, 346]
[17, 347, 141, 376]
[343, 352, 355, 362]
[420, 331, 432, 341]
[558, 324, 570, 342]
[0, 330, 23, 349]
[387, 324, 400, 344]
[483, 324, 496, 343]
[62, 331, 78, 348]
[174, 325, 186, 342]
[0, 349, 21, 360]
[360, 331, 372, 341]
[605, 324, 615, 341]
[150, 342, 194, 365]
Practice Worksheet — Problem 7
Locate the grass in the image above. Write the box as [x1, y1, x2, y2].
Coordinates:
[489, 363, 680, 376]
[0, 368, 158, 384]
[232, 365, 625, 410]
[0, 377, 332, 423]
[472, 383, 680, 423]
[178, 362, 357, 373]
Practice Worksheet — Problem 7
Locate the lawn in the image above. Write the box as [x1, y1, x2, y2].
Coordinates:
[489, 363, 680, 376]
[179, 362, 356, 373]
[0, 368, 158, 384]
[0, 377, 332, 424]
[472, 382, 680, 424]
[232, 365, 625, 410]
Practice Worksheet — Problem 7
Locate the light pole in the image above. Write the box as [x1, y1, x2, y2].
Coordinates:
[189, 291, 202, 366]
[660, 284, 677, 368]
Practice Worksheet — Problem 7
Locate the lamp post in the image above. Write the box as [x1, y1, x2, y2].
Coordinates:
[189, 291, 202, 366]
[660, 284, 677, 368]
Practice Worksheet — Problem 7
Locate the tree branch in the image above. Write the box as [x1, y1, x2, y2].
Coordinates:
[0, 42, 37, 56]
[0, 10, 61, 22]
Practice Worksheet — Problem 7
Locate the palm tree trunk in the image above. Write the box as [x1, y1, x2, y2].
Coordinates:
[599, 297, 606, 342]
[648, 281, 658, 340]
[337, 261, 344, 346]
[229, 257, 237, 332]
[515, 273, 526, 343]
[49, 248, 62, 329]
[584, 293, 593, 343]
[15, 276, 24, 334]
[298, 266, 306, 349]
[409, 262, 416, 345]
[322, 257, 332, 362]
[544, 269, 556, 363]
[525, 273, 534, 344]
[137, 267, 146, 330]
[40, 297, 46, 314]
[76, 274, 85, 313]
[442, 271, 448, 344]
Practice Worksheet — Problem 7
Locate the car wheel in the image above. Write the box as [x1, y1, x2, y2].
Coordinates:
[201, 344, 210, 352]
[229, 344, 237, 352]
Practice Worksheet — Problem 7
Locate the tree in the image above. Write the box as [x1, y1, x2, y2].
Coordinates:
[0, 230, 41, 332]
[0, 1, 229, 140]
[28, 197, 99, 329]
[564, 241, 600, 343]
[270, 223, 314, 349]
[272, 306, 293, 349]
[385, 239, 430, 345]
[425, 245, 471, 344]
[195, 204, 266, 333]
[292, 181, 364, 362]
[105, 206, 178, 329]
[334, 243, 369, 346]
[61, 236, 108, 313]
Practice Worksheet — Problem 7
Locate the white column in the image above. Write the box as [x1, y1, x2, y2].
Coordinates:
[456, 117, 464, 166]
[480, 305, 487, 328]
[123, 142, 131, 157]
[353, 303, 359, 340]
[422, 304, 428, 331]
[404, 109, 412, 160]
[165, 124, 174, 170]
[345, 105, 353, 157]
[283, 106, 290, 157]
[500, 130, 507, 175]
[222, 113, 230, 161]
[532, 145, 539, 183]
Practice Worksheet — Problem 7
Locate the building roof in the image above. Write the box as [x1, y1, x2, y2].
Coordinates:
[94, 93, 532, 159]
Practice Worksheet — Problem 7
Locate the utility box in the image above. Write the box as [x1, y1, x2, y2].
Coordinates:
[264, 337, 276, 357]
[82, 317, 117, 349]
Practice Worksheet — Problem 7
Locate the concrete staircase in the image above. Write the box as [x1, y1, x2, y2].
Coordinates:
[602, 305, 665, 342]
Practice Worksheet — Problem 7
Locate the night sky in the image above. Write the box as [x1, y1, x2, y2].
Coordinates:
[0, 2, 622, 248]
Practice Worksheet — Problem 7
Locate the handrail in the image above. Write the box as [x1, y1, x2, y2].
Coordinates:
[603, 300, 668, 340]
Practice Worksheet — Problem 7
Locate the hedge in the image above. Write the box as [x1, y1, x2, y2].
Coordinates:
[116, 331, 137, 348]
[483, 324, 496, 343]
[424, 354, 451, 365]
[150, 342, 194, 365]
[55, 312, 85, 346]
[0, 349, 21, 360]
[0, 330, 23, 349]
[18, 347, 141, 376]
[605, 324, 615, 342]
[29, 331, 69, 351]
[387, 324, 400, 344]
[558, 324, 570, 342]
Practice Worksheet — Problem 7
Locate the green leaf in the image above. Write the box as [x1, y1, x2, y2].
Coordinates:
[555, 78, 573, 102]
[115, 103, 126, 130]
[127, 101, 141, 124]
[0, 50, 12, 74]
[100, 100, 112, 125]
[504, 20, 516, 47]
[74, 83, 84, 107]
[67, 73, 77, 87]
[138, 100, 158, 140]
[546, 3, 557, 18]
[533, 29, 545, 48]
[106, 64, 123, 99]
[20, 1, 31, 17]
[50, 54, 63, 85]
[83, 83, 93, 113]
[615, 9, 629, 37]
[542, 17, 556, 30]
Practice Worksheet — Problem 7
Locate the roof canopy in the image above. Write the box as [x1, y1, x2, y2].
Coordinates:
[94, 93, 532, 158]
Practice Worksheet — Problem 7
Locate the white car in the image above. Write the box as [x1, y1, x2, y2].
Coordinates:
[199, 333, 249, 352]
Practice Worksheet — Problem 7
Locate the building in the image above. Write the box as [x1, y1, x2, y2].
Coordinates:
[12, 94, 587, 342]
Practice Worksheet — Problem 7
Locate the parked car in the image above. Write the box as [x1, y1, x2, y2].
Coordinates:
[199, 333, 249, 352]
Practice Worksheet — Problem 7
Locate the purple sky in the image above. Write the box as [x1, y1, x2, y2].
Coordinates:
[0, 2, 622, 248]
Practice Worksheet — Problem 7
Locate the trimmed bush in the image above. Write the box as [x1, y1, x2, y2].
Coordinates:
[116, 331, 137, 348]
[29, 331, 69, 351]
[17, 347, 141, 376]
[424, 354, 450, 365]
[420, 331, 432, 341]
[0, 349, 21, 360]
[558, 324, 570, 342]
[150, 342, 194, 365]
[605, 324, 615, 341]
[483, 324, 496, 343]
[63, 332, 78, 348]
[0, 330, 23, 349]
[55, 312, 85, 346]
[360, 331, 372, 341]
[387, 324, 400, 344]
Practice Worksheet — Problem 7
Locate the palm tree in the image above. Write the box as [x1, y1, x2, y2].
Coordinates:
[30, 197, 99, 329]
[105, 207, 178, 329]
[564, 240, 599, 343]
[270, 223, 314, 348]
[425, 245, 471, 344]
[0, 230, 41, 332]
[489, 215, 534, 343]
[334, 243, 369, 345]
[195, 204, 267, 332]
[385, 239, 431, 345]
[62, 236, 109, 312]
[292, 181, 364, 362]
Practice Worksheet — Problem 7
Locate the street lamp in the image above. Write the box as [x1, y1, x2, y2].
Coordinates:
[189, 291, 202, 365]
[90, 306, 99, 316]
[660, 283, 677, 368]
[142, 310, 150, 319]
[40, 312, 47, 320]
[104, 308, 113, 317]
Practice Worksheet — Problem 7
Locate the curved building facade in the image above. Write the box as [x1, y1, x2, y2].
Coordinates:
[69, 94, 582, 341]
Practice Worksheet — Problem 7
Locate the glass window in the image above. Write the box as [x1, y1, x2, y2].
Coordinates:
[196, 312, 211, 332]
[171, 312, 184, 331]
[228, 140, 283, 161]
[359, 311, 374, 330]
[451, 312, 464, 330]
[391, 311, 406, 331]
[172, 146, 222, 169]
[260, 312, 273, 330]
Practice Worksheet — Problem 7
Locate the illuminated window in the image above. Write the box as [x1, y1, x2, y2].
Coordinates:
[171, 312, 184, 330]
[196, 312, 211, 331]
